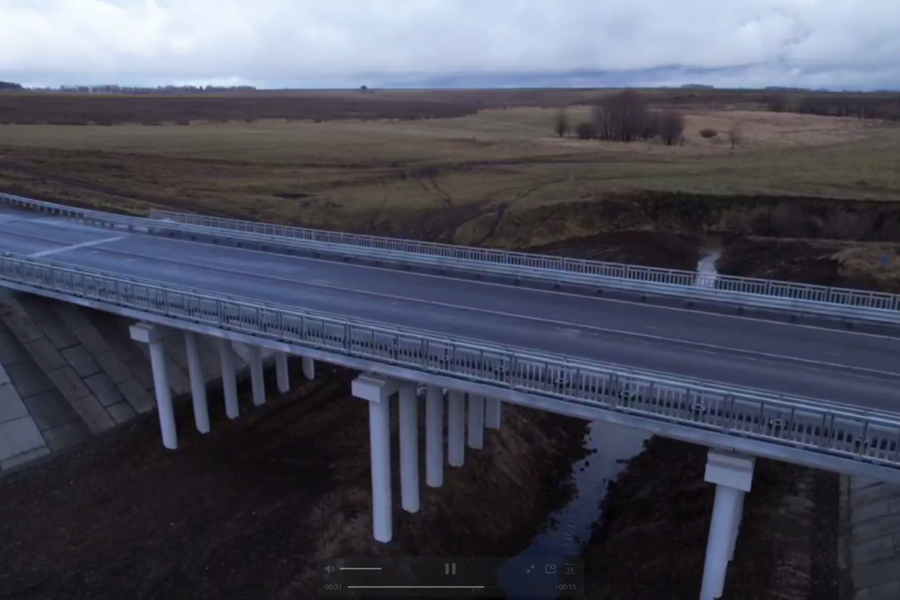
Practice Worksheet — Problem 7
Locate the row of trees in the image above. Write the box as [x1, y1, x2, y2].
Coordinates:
[767, 93, 900, 121]
[554, 91, 686, 146]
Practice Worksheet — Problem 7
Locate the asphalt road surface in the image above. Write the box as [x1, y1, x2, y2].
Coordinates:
[2, 207, 900, 412]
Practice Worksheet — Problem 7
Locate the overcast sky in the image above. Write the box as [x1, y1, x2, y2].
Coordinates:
[2, 0, 899, 89]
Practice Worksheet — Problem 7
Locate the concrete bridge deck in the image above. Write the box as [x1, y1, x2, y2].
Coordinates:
[1, 206, 899, 412]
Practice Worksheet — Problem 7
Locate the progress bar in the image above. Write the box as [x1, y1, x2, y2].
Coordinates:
[348, 586, 486, 590]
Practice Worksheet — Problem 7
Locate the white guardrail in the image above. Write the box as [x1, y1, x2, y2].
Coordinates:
[2, 191, 899, 326]
[146, 210, 900, 325]
[2, 253, 900, 470]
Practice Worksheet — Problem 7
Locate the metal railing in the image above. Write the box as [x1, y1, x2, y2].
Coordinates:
[2, 253, 900, 470]
[148, 209, 900, 322]
[33, 255, 900, 421]
[3, 191, 900, 327]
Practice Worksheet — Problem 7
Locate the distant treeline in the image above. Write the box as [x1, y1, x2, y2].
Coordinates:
[0, 81, 23, 91]
[766, 93, 900, 121]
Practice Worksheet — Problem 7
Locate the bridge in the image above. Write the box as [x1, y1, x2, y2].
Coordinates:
[1, 192, 899, 600]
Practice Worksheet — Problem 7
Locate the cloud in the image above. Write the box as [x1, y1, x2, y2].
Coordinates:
[1, 0, 899, 88]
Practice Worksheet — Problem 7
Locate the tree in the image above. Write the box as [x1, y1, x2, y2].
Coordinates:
[658, 110, 685, 146]
[592, 90, 650, 142]
[641, 112, 659, 141]
[575, 121, 598, 140]
[555, 108, 570, 138]
[728, 120, 744, 150]
[0, 81, 23, 91]
[767, 94, 787, 113]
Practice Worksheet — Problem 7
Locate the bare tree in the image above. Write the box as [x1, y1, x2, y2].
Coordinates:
[555, 108, 570, 138]
[658, 110, 685, 146]
[641, 111, 659, 141]
[575, 121, 598, 140]
[728, 120, 744, 150]
[766, 94, 787, 113]
[593, 90, 650, 142]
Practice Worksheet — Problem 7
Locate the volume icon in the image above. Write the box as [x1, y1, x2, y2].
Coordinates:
[325, 565, 335, 574]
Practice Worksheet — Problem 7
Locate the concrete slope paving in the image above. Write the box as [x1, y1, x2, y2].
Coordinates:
[0, 291, 253, 473]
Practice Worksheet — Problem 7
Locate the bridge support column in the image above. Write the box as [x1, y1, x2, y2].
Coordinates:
[398, 382, 420, 513]
[447, 390, 466, 467]
[700, 450, 755, 600]
[729, 493, 745, 563]
[129, 323, 177, 450]
[217, 338, 240, 420]
[467, 394, 484, 450]
[425, 385, 444, 488]
[302, 357, 315, 381]
[247, 345, 266, 406]
[485, 397, 502, 430]
[275, 352, 290, 394]
[184, 331, 211, 434]
[352, 373, 399, 543]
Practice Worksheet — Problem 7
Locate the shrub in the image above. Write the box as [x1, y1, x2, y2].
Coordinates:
[699, 128, 718, 139]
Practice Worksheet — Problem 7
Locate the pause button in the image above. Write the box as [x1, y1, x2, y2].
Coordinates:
[444, 563, 457, 575]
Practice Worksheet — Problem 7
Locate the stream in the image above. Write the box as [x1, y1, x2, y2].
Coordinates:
[500, 238, 723, 598]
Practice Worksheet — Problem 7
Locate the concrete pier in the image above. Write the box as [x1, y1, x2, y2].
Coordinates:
[352, 373, 399, 543]
[184, 331, 210, 434]
[467, 394, 484, 450]
[425, 385, 444, 488]
[700, 450, 755, 600]
[275, 352, 290, 394]
[131, 323, 177, 450]
[398, 382, 420, 513]
[447, 390, 465, 467]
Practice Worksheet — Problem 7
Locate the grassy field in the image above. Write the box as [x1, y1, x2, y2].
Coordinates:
[2, 92, 900, 245]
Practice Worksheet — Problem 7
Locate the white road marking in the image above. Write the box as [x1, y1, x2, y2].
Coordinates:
[28, 235, 124, 258]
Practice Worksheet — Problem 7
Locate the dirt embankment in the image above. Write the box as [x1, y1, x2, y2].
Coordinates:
[0, 364, 587, 599]
[480, 192, 900, 249]
[306, 191, 900, 249]
[718, 236, 900, 293]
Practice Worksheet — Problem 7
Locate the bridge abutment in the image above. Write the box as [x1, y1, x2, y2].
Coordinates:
[700, 450, 756, 600]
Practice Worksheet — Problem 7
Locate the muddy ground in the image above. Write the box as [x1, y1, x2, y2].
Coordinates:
[0, 361, 588, 599]
[530, 231, 849, 600]
[581, 438, 839, 600]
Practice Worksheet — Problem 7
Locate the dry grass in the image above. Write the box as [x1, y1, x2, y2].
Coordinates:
[832, 244, 900, 288]
[1, 105, 899, 239]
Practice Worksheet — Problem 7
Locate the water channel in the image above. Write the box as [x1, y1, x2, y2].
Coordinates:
[500, 238, 723, 598]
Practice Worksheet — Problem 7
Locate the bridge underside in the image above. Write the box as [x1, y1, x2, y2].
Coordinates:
[0, 291, 315, 471]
